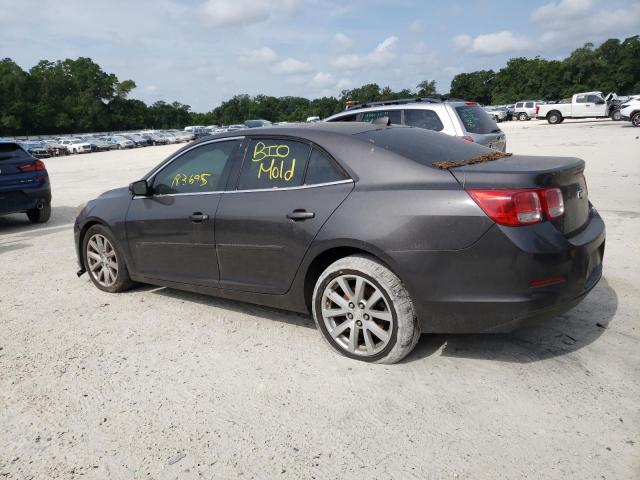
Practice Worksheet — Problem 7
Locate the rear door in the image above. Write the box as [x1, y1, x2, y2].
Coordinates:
[215, 137, 353, 294]
[125, 138, 241, 286]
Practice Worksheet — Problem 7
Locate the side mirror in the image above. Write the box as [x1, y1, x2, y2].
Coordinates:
[129, 179, 151, 196]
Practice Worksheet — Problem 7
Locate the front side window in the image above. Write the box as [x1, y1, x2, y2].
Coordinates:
[515, 102, 523, 108]
[360, 110, 402, 124]
[587, 95, 603, 103]
[304, 149, 347, 185]
[404, 109, 444, 131]
[153, 140, 240, 194]
[237, 138, 310, 190]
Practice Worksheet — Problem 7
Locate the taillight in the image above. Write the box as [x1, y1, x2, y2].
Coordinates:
[535, 105, 540, 114]
[468, 188, 565, 227]
[464, 102, 478, 106]
[542, 187, 564, 219]
[461, 136, 474, 143]
[19, 160, 46, 172]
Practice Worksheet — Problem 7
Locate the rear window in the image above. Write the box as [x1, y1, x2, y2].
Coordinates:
[360, 110, 402, 124]
[0, 143, 30, 161]
[454, 106, 498, 134]
[353, 127, 489, 168]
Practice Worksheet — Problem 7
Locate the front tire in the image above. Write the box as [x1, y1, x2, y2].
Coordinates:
[632, 112, 640, 127]
[83, 225, 135, 293]
[26, 205, 51, 223]
[610, 110, 622, 121]
[312, 255, 420, 364]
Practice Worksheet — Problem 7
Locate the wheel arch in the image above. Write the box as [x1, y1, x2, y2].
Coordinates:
[302, 242, 399, 312]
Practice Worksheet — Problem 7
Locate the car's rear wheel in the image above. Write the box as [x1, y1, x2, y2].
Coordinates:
[632, 112, 640, 127]
[312, 255, 420, 364]
[547, 112, 562, 124]
[83, 225, 135, 293]
[26, 205, 51, 223]
[518, 112, 528, 121]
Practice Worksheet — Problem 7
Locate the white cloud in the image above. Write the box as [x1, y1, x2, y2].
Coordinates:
[143, 85, 159, 94]
[532, 0, 640, 46]
[239, 47, 278, 65]
[310, 71, 336, 88]
[334, 32, 353, 50]
[272, 57, 314, 75]
[201, 0, 299, 27]
[454, 30, 534, 55]
[332, 36, 399, 70]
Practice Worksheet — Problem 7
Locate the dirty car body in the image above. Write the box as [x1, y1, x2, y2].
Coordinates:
[74, 123, 604, 356]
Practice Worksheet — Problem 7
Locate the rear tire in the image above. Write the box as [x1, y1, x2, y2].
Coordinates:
[312, 254, 420, 364]
[547, 112, 562, 125]
[26, 205, 51, 223]
[518, 112, 528, 121]
[83, 225, 136, 293]
[632, 112, 640, 127]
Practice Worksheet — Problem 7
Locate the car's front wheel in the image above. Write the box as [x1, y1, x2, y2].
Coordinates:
[312, 255, 420, 364]
[83, 225, 135, 293]
[632, 112, 640, 127]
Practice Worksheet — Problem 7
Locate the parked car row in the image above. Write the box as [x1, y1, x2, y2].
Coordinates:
[3, 129, 197, 157]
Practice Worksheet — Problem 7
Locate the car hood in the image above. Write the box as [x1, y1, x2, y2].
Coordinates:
[98, 186, 129, 199]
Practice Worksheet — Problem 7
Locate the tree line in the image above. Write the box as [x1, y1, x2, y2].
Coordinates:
[1, 36, 638, 136]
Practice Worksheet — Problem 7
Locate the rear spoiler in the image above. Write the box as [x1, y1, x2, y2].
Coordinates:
[433, 151, 512, 170]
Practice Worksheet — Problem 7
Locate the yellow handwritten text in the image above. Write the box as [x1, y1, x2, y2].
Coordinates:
[171, 172, 211, 188]
[252, 142, 296, 181]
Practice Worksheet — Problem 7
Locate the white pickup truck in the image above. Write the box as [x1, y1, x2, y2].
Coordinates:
[536, 92, 615, 124]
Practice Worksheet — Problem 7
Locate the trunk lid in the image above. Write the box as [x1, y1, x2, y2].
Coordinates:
[450, 154, 590, 235]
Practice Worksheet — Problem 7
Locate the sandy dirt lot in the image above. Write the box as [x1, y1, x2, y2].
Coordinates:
[1, 120, 639, 479]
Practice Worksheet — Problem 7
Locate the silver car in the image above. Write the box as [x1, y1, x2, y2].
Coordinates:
[325, 99, 506, 151]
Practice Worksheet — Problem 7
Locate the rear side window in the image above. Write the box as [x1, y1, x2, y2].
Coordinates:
[153, 140, 240, 194]
[576, 95, 587, 103]
[403, 109, 444, 132]
[0, 143, 30, 161]
[237, 138, 310, 190]
[454, 106, 498, 134]
[361, 110, 401, 124]
[525, 102, 534, 108]
[304, 149, 347, 185]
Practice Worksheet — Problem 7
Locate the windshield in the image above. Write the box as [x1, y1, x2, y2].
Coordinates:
[454, 105, 499, 134]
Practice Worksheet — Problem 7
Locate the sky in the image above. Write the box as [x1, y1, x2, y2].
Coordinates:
[1, 0, 639, 112]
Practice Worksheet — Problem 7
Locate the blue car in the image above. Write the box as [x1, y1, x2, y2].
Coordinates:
[0, 142, 52, 223]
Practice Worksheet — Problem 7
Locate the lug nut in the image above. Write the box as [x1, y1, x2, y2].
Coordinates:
[363, 314, 370, 321]
[347, 313, 353, 319]
[358, 302, 365, 309]
[348, 302, 355, 309]
[356, 320, 363, 327]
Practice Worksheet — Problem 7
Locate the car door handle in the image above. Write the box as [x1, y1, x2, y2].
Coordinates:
[189, 212, 209, 223]
[286, 209, 315, 221]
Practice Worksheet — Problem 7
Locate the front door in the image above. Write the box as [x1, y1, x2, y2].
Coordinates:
[125, 139, 241, 286]
[215, 138, 353, 294]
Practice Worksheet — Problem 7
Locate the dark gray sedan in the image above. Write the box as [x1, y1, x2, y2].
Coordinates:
[74, 123, 605, 363]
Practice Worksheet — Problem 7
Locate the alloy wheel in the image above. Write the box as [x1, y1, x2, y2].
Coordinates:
[86, 234, 119, 287]
[320, 274, 394, 357]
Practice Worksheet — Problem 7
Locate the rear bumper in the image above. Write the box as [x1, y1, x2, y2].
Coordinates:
[0, 181, 52, 216]
[393, 207, 605, 333]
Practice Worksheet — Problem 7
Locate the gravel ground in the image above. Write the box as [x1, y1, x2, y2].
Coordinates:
[1, 120, 639, 479]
